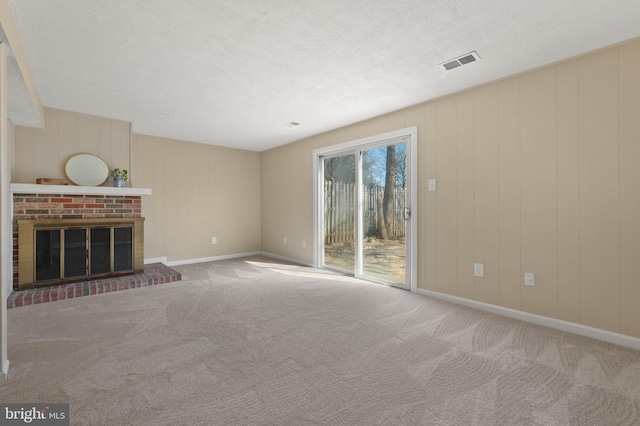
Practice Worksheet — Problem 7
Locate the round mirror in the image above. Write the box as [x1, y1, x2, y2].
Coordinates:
[65, 154, 109, 186]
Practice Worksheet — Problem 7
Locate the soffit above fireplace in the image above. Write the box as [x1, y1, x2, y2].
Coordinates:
[10, 183, 152, 197]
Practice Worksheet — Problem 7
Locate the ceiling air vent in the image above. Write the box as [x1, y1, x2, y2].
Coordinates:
[441, 51, 481, 71]
[283, 121, 301, 128]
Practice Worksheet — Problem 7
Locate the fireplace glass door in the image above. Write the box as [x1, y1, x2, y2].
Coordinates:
[90, 227, 111, 275]
[33, 225, 135, 285]
[114, 227, 133, 271]
[64, 228, 88, 278]
[19, 217, 144, 290]
[35, 230, 61, 281]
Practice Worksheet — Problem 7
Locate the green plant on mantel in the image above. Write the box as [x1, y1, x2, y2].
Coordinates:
[108, 168, 128, 182]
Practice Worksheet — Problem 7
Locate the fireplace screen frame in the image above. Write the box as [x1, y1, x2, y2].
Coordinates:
[17, 218, 144, 290]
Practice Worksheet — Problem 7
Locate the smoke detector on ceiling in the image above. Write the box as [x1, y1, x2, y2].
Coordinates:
[283, 121, 301, 128]
[440, 51, 481, 71]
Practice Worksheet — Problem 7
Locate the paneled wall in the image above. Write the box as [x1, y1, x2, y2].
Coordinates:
[261, 38, 640, 338]
[132, 134, 261, 263]
[13, 107, 261, 265]
[13, 107, 130, 184]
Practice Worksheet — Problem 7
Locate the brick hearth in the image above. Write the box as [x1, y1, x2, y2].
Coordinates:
[8, 263, 181, 308]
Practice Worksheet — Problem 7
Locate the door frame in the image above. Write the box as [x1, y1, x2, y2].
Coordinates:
[312, 126, 418, 293]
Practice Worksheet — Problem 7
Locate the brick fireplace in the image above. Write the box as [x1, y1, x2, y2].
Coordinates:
[10, 184, 151, 291]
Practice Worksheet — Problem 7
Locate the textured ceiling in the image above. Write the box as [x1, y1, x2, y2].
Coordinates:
[7, 0, 640, 151]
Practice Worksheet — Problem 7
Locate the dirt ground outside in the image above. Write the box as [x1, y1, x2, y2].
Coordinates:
[323, 237, 406, 284]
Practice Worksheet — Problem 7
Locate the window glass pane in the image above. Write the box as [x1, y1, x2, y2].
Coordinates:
[360, 142, 406, 285]
[323, 154, 356, 273]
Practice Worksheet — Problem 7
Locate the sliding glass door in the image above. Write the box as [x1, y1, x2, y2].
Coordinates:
[317, 131, 414, 289]
[359, 142, 407, 284]
[323, 153, 356, 273]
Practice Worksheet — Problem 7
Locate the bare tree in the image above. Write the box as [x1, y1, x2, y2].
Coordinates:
[376, 189, 389, 239]
[395, 144, 406, 189]
[378, 145, 397, 239]
[324, 157, 337, 181]
[324, 155, 355, 183]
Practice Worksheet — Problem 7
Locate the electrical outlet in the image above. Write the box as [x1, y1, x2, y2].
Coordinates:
[524, 272, 535, 286]
[301, 240, 306, 248]
[283, 237, 287, 244]
[211, 237, 217, 244]
[428, 179, 437, 192]
[473, 263, 484, 277]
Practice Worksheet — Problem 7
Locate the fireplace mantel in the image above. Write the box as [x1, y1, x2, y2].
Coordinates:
[10, 183, 152, 196]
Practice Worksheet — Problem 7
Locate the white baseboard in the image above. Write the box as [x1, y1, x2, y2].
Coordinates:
[164, 252, 263, 267]
[144, 257, 167, 265]
[259, 252, 314, 268]
[161, 251, 314, 268]
[416, 288, 640, 350]
[1, 359, 9, 382]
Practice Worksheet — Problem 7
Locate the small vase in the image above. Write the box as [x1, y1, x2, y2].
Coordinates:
[112, 178, 125, 188]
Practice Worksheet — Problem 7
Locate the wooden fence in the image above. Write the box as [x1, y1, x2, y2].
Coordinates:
[324, 180, 406, 244]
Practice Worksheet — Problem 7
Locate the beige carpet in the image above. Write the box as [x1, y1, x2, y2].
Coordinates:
[1, 256, 639, 425]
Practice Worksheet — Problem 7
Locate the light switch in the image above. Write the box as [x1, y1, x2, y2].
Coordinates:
[524, 272, 535, 286]
[428, 179, 437, 192]
[474, 263, 484, 278]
